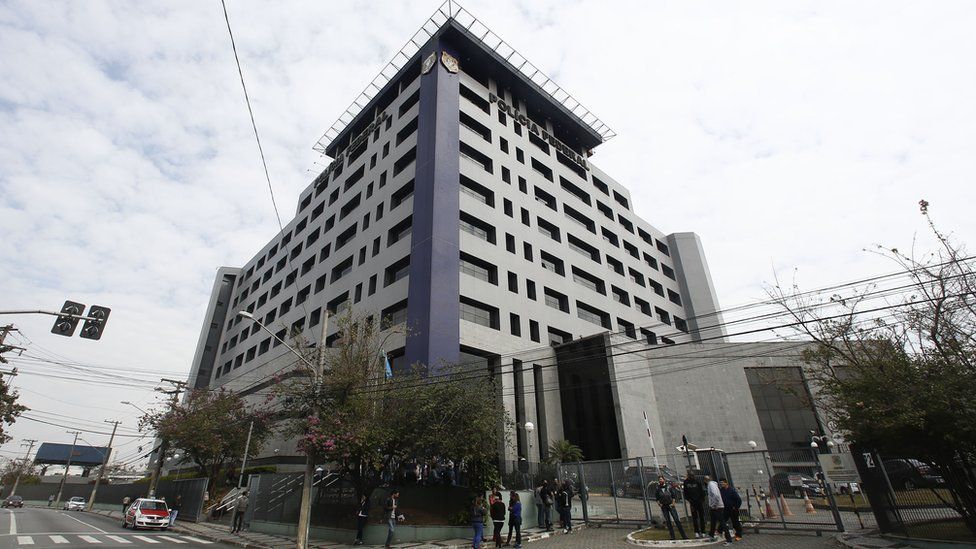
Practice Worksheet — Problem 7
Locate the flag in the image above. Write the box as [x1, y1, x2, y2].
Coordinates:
[382, 350, 393, 379]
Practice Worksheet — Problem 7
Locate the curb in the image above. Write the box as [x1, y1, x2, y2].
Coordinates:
[626, 528, 723, 547]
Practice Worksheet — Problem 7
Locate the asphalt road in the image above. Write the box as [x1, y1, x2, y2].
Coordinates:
[0, 508, 235, 548]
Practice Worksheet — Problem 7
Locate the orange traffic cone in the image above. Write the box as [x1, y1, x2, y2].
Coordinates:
[765, 495, 777, 518]
[780, 494, 795, 516]
[804, 494, 816, 514]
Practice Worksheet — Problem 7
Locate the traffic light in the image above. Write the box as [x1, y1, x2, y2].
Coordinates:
[51, 300, 85, 337]
[80, 305, 111, 340]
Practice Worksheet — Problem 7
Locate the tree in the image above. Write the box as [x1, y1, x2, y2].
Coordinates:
[141, 389, 271, 496]
[770, 200, 976, 534]
[277, 311, 511, 502]
[0, 371, 27, 445]
[546, 439, 583, 464]
[0, 458, 37, 487]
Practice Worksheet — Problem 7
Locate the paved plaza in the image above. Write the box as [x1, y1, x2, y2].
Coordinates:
[528, 526, 842, 549]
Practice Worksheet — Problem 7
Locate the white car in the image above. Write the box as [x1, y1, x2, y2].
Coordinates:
[121, 498, 170, 530]
[63, 496, 86, 511]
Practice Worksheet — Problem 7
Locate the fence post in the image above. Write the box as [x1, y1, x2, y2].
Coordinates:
[577, 461, 588, 524]
[811, 448, 845, 532]
[762, 451, 789, 530]
[636, 457, 653, 526]
[875, 451, 907, 534]
[608, 460, 619, 522]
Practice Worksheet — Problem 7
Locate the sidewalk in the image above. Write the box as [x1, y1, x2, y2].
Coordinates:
[91, 509, 584, 548]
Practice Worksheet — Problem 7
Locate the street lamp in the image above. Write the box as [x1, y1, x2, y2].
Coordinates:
[237, 311, 316, 371]
[121, 401, 147, 414]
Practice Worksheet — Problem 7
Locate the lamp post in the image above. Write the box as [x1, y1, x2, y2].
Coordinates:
[238, 308, 326, 549]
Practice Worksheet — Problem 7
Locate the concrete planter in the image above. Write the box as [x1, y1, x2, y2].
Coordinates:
[626, 528, 723, 547]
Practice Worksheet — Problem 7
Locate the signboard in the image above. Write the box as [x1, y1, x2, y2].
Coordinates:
[788, 474, 804, 487]
[819, 453, 862, 484]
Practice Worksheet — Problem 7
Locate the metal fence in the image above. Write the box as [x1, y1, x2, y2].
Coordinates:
[852, 447, 976, 543]
[558, 449, 851, 535]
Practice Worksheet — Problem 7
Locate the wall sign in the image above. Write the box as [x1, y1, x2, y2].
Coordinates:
[488, 92, 589, 172]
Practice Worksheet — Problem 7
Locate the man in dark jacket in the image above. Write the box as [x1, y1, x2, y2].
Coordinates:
[655, 476, 687, 540]
[354, 494, 370, 545]
[683, 471, 706, 539]
[540, 480, 554, 531]
[719, 479, 743, 540]
[557, 481, 574, 533]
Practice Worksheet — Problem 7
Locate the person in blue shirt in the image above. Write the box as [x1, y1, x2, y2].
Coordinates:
[471, 494, 486, 549]
[506, 491, 523, 548]
[719, 479, 743, 541]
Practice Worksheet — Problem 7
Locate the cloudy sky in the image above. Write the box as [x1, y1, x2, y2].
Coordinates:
[1, 0, 974, 465]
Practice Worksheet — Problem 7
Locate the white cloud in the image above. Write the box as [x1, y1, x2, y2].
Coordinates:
[1, 0, 974, 455]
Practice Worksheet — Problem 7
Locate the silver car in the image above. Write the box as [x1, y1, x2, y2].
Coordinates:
[63, 496, 86, 511]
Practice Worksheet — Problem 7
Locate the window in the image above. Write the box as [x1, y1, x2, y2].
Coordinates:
[368, 274, 377, 296]
[634, 297, 652, 316]
[396, 117, 419, 146]
[577, 301, 611, 329]
[314, 273, 327, 294]
[507, 271, 518, 293]
[668, 289, 683, 306]
[358, 245, 366, 265]
[503, 199, 513, 217]
[656, 239, 671, 256]
[564, 204, 595, 233]
[391, 180, 415, 209]
[655, 307, 671, 325]
[301, 256, 315, 276]
[674, 316, 688, 333]
[618, 216, 634, 234]
[459, 83, 489, 113]
[544, 288, 569, 313]
[641, 328, 658, 346]
[520, 208, 530, 226]
[459, 110, 491, 142]
[523, 242, 533, 261]
[597, 201, 614, 220]
[384, 256, 410, 286]
[331, 256, 353, 282]
[388, 216, 412, 245]
[460, 211, 495, 243]
[643, 252, 659, 270]
[548, 326, 571, 346]
[459, 141, 493, 173]
[593, 176, 609, 195]
[459, 296, 499, 329]
[649, 278, 664, 296]
[531, 158, 552, 181]
[335, 223, 357, 250]
[372, 237, 381, 257]
[339, 193, 361, 220]
[501, 166, 511, 183]
[611, 286, 630, 306]
[510, 313, 521, 337]
[290, 242, 304, 260]
[279, 297, 292, 316]
[623, 240, 639, 259]
[567, 234, 600, 263]
[327, 292, 350, 315]
[601, 227, 619, 247]
[459, 174, 494, 206]
[398, 89, 420, 117]
[319, 243, 331, 262]
[526, 280, 536, 301]
[381, 300, 408, 329]
[528, 131, 550, 154]
[343, 165, 365, 191]
[613, 190, 630, 210]
[506, 233, 516, 253]
[539, 250, 564, 276]
[618, 319, 637, 339]
[284, 269, 297, 288]
[296, 285, 310, 305]
[533, 187, 557, 210]
[628, 268, 646, 287]
[537, 218, 561, 243]
[376, 202, 384, 221]
[500, 137, 509, 153]
[459, 252, 497, 284]
[662, 264, 676, 280]
[393, 147, 417, 177]
[529, 320, 540, 342]
[516, 148, 524, 163]
[572, 266, 606, 295]
[559, 176, 591, 206]
[518, 176, 527, 194]
[270, 281, 282, 298]
[606, 256, 624, 275]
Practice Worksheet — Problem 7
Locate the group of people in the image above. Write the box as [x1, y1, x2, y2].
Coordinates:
[677, 472, 743, 545]
[471, 487, 524, 549]
[531, 479, 576, 534]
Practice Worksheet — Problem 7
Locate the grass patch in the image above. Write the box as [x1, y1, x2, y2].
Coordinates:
[904, 519, 976, 543]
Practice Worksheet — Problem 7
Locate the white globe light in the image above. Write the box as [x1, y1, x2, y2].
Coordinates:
[747, 441, 757, 448]
[810, 441, 819, 448]
[827, 440, 836, 448]
[524, 422, 535, 432]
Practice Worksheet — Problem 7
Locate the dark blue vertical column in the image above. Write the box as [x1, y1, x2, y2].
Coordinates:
[404, 40, 461, 373]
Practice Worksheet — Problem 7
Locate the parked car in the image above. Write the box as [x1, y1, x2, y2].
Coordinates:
[771, 472, 825, 498]
[883, 459, 945, 490]
[121, 498, 170, 530]
[63, 496, 86, 511]
[2, 495, 23, 508]
[612, 465, 683, 498]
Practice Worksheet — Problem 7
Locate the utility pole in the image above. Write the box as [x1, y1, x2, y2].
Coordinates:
[10, 438, 37, 497]
[55, 430, 82, 507]
[86, 420, 120, 511]
[148, 379, 186, 497]
[0, 325, 25, 364]
[237, 421, 254, 490]
[296, 309, 329, 549]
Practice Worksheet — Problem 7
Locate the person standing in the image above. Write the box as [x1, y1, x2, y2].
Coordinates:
[706, 476, 732, 545]
[683, 471, 706, 539]
[655, 476, 687, 540]
[540, 480, 554, 532]
[121, 495, 131, 514]
[354, 494, 370, 545]
[490, 494, 506, 547]
[48, 494, 54, 507]
[719, 479, 743, 541]
[557, 481, 573, 533]
[384, 489, 403, 548]
[506, 491, 523, 548]
[471, 495, 486, 549]
[533, 483, 544, 529]
[169, 494, 182, 526]
[231, 490, 249, 533]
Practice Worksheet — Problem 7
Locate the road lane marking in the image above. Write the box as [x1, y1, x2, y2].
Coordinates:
[132, 535, 160, 543]
[58, 512, 108, 533]
[7, 509, 16, 535]
[49, 536, 70, 544]
[78, 535, 102, 544]
[180, 536, 213, 544]
[105, 535, 132, 543]
[16, 536, 33, 545]
[163, 537, 187, 543]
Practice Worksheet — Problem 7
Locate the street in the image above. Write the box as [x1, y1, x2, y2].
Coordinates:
[0, 508, 234, 548]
